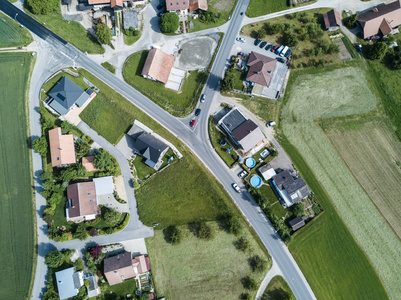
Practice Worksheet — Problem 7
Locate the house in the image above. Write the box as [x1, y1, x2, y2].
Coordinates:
[271, 170, 311, 207]
[289, 216, 305, 231]
[189, 0, 207, 12]
[55, 267, 84, 300]
[132, 255, 150, 276]
[322, 9, 342, 31]
[123, 10, 138, 30]
[82, 156, 97, 172]
[93, 176, 114, 195]
[48, 127, 76, 168]
[141, 49, 174, 84]
[127, 124, 169, 170]
[246, 51, 277, 87]
[47, 76, 94, 115]
[88, 0, 124, 9]
[217, 107, 265, 153]
[104, 252, 136, 286]
[66, 182, 100, 223]
[357, 0, 401, 39]
[258, 164, 276, 181]
[166, 0, 207, 13]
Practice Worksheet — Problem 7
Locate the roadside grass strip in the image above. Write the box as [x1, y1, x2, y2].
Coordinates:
[0, 53, 34, 299]
[281, 66, 399, 299]
[262, 275, 295, 300]
[0, 11, 33, 47]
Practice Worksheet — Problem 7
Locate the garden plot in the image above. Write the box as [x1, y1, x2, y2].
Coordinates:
[281, 66, 401, 299]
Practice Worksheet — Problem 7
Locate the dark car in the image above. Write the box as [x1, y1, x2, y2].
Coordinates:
[265, 44, 272, 51]
[190, 119, 196, 127]
[271, 45, 277, 52]
[254, 39, 261, 46]
[276, 57, 286, 63]
[284, 49, 291, 58]
[240, 12, 243, 15]
[195, 108, 201, 116]
[157, 3, 165, 10]
[259, 41, 267, 48]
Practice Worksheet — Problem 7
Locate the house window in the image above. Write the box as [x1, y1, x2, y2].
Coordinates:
[57, 157, 59, 160]
[88, 192, 91, 195]
[170, 3, 172, 5]
[90, 199, 93, 202]
[183, 1, 185, 4]
[177, 2, 178, 5]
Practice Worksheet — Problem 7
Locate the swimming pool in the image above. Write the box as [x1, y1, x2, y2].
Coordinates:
[245, 158, 256, 168]
[250, 175, 262, 188]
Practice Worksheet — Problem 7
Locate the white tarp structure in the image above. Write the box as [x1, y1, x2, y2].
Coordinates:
[93, 176, 114, 196]
[165, 67, 186, 91]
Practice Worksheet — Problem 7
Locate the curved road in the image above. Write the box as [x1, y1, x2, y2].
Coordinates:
[0, 0, 315, 299]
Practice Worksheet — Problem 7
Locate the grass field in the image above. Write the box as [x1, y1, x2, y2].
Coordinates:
[281, 65, 400, 299]
[147, 222, 269, 299]
[261, 276, 295, 300]
[0, 11, 33, 47]
[123, 50, 204, 116]
[0, 53, 34, 299]
[101, 61, 116, 74]
[246, 0, 289, 18]
[324, 117, 401, 239]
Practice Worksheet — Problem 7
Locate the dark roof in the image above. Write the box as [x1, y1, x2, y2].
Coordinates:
[48, 76, 87, 115]
[62, 0, 71, 4]
[130, 132, 168, 165]
[289, 216, 305, 231]
[273, 170, 311, 203]
[231, 119, 258, 141]
[323, 9, 341, 29]
[104, 252, 133, 273]
[123, 10, 138, 30]
[246, 51, 277, 87]
[221, 108, 247, 132]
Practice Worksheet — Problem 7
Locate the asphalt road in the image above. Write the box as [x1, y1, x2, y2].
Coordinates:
[0, 0, 315, 299]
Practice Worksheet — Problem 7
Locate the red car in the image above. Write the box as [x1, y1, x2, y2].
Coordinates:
[190, 119, 196, 127]
[271, 45, 277, 52]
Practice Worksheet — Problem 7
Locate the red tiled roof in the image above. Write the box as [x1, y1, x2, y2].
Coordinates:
[141, 49, 174, 84]
[88, 0, 123, 7]
[104, 252, 136, 286]
[166, 0, 189, 11]
[49, 127, 76, 167]
[246, 51, 277, 87]
[189, 0, 207, 12]
[323, 9, 341, 29]
[82, 156, 97, 172]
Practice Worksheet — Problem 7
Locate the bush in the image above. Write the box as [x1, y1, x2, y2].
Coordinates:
[249, 255, 267, 272]
[27, 0, 58, 15]
[220, 70, 234, 92]
[75, 141, 91, 159]
[160, 12, 179, 33]
[198, 222, 214, 240]
[257, 28, 266, 39]
[73, 258, 84, 271]
[94, 149, 117, 175]
[33, 137, 48, 156]
[312, 203, 321, 215]
[283, 32, 298, 47]
[198, 11, 218, 23]
[124, 26, 139, 36]
[236, 236, 252, 253]
[45, 251, 64, 268]
[241, 276, 258, 291]
[226, 215, 242, 236]
[103, 208, 122, 226]
[164, 225, 182, 245]
[291, 203, 305, 216]
[345, 13, 358, 28]
[266, 23, 280, 35]
[366, 41, 388, 60]
[90, 245, 103, 258]
[74, 224, 87, 240]
[88, 228, 99, 236]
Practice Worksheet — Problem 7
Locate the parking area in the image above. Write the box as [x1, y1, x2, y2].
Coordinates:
[174, 36, 217, 70]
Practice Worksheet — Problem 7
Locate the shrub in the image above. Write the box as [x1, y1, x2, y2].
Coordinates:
[226, 215, 242, 236]
[283, 32, 298, 47]
[345, 13, 358, 28]
[90, 245, 103, 258]
[198, 11, 218, 23]
[73, 258, 84, 271]
[94, 149, 117, 175]
[297, 63, 304, 68]
[103, 208, 122, 226]
[27, 0, 58, 15]
[75, 141, 91, 159]
[312, 203, 321, 215]
[198, 222, 214, 240]
[124, 27, 139, 36]
[249, 255, 267, 272]
[257, 28, 266, 39]
[61, 121, 74, 133]
[291, 203, 305, 216]
[266, 23, 280, 35]
[220, 70, 234, 92]
[241, 276, 258, 291]
[45, 251, 64, 268]
[33, 137, 48, 156]
[366, 41, 388, 60]
[236, 236, 252, 253]
[74, 224, 87, 240]
[89, 228, 99, 237]
[160, 12, 179, 33]
[164, 225, 183, 245]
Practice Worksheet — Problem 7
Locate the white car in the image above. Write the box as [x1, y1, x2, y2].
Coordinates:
[232, 183, 241, 193]
[200, 94, 206, 103]
[238, 170, 248, 179]
[236, 37, 246, 43]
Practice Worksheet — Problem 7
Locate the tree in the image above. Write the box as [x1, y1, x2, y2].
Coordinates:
[75, 142, 91, 159]
[227, 215, 242, 236]
[94, 149, 116, 173]
[59, 167, 78, 182]
[88, 228, 99, 237]
[160, 12, 179, 33]
[45, 251, 64, 268]
[345, 13, 358, 28]
[103, 208, 121, 226]
[249, 255, 267, 272]
[164, 225, 182, 245]
[90, 245, 103, 258]
[236, 236, 251, 253]
[220, 71, 234, 92]
[96, 23, 112, 45]
[33, 137, 48, 156]
[366, 41, 388, 60]
[42, 118, 54, 131]
[199, 11, 217, 23]
[291, 202, 305, 216]
[283, 32, 298, 47]
[198, 222, 214, 240]
[73, 258, 84, 271]
[27, 0, 58, 15]
[388, 46, 401, 69]
[139, 293, 150, 300]
[74, 223, 87, 240]
[61, 121, 74, 133]
[266, 23, 280, 34]
[241, 276, 258, 291]
[257, 28, 266, 39]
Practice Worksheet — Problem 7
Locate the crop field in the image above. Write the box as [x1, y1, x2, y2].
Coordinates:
[281, 66, 400, 299]
[246, 0, 289, 18]
[147, 222, 269, 300]
[0, 11, 33, 47]
[325, 117, 401, 239]
[0, 53, 34, 299]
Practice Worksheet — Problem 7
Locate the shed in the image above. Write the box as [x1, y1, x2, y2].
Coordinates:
[322, 9, 342, 31]
[289, 216, 305, 231]
[258, 164, 276, 181]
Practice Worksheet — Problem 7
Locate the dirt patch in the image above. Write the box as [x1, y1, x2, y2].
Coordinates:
[333, 39, 352, 61]
[174, 36, 217, 70]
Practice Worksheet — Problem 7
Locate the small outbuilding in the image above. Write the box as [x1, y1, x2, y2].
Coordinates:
[93, 176, 114, 195]
[55, 267, 84, 300]
[82, 156, 97, 172]
[258, 164, 276, 181]
[322, 9, 342, 31]
[289, 216, 305, 231]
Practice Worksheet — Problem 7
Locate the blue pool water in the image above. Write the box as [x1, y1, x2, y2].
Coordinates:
[250, 175, 262, 188]
[245, 158, 256, 168]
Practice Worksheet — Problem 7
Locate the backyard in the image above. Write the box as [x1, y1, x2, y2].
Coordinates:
[0, 52, 35, 299]
[123, 50, 203, 116]
[261, 276, 295, 300]
[281, 64, 398, 299]
[147, 222, 270, 299]
[0, 11, 33, 47]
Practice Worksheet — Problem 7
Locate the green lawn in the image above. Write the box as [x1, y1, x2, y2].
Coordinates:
[132, 155, 156, 180]
[261, 276, 295, 300]
[246, 0, 289, 18]
[279, 64, 392, 299]
[147, 222, 270, 299]
[123, 50, 204, 116]
[101, 61, 116, 74]
[0, 11, 33, 47]
[0, 52, 35, 299]
[24, 8, 104, 54]
[258, 185, 286, 218]
[123, 33, 141, 45]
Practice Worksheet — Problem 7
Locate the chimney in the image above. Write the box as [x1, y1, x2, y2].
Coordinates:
[372, 7, 378, 12]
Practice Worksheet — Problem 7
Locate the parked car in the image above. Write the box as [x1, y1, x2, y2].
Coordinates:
[232, 183, 241, 193]
[271, 45, 277, 52]
[236, 37, 246, 43]
[157, 3, 165, 10]
[238, 170, 248, 179]
[259, 41, 267, 48]
[284, 49, 291, 58]
[240, 12, 244, 15]
[276, 57, 286, 63]
[190, 119, 196, 127]
[200, 94, 206, 103]
[195, 108, 201, 116]
[266, 121, 276, 127]
[254, 39, 261, 46]
[265, 44, 272, 51]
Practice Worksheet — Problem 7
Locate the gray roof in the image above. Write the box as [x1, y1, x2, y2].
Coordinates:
[273, 170, 311, 204]
[221, 108, 247, 132]
[104, 252, 132, 273]
[128, 127, 168, 165]
[289, 216, 305, 231]
[55, 268, 82, 300]
[123, 10, 138, 30]
[48, 76, 89, 115]
[93, 176, 114, 195]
